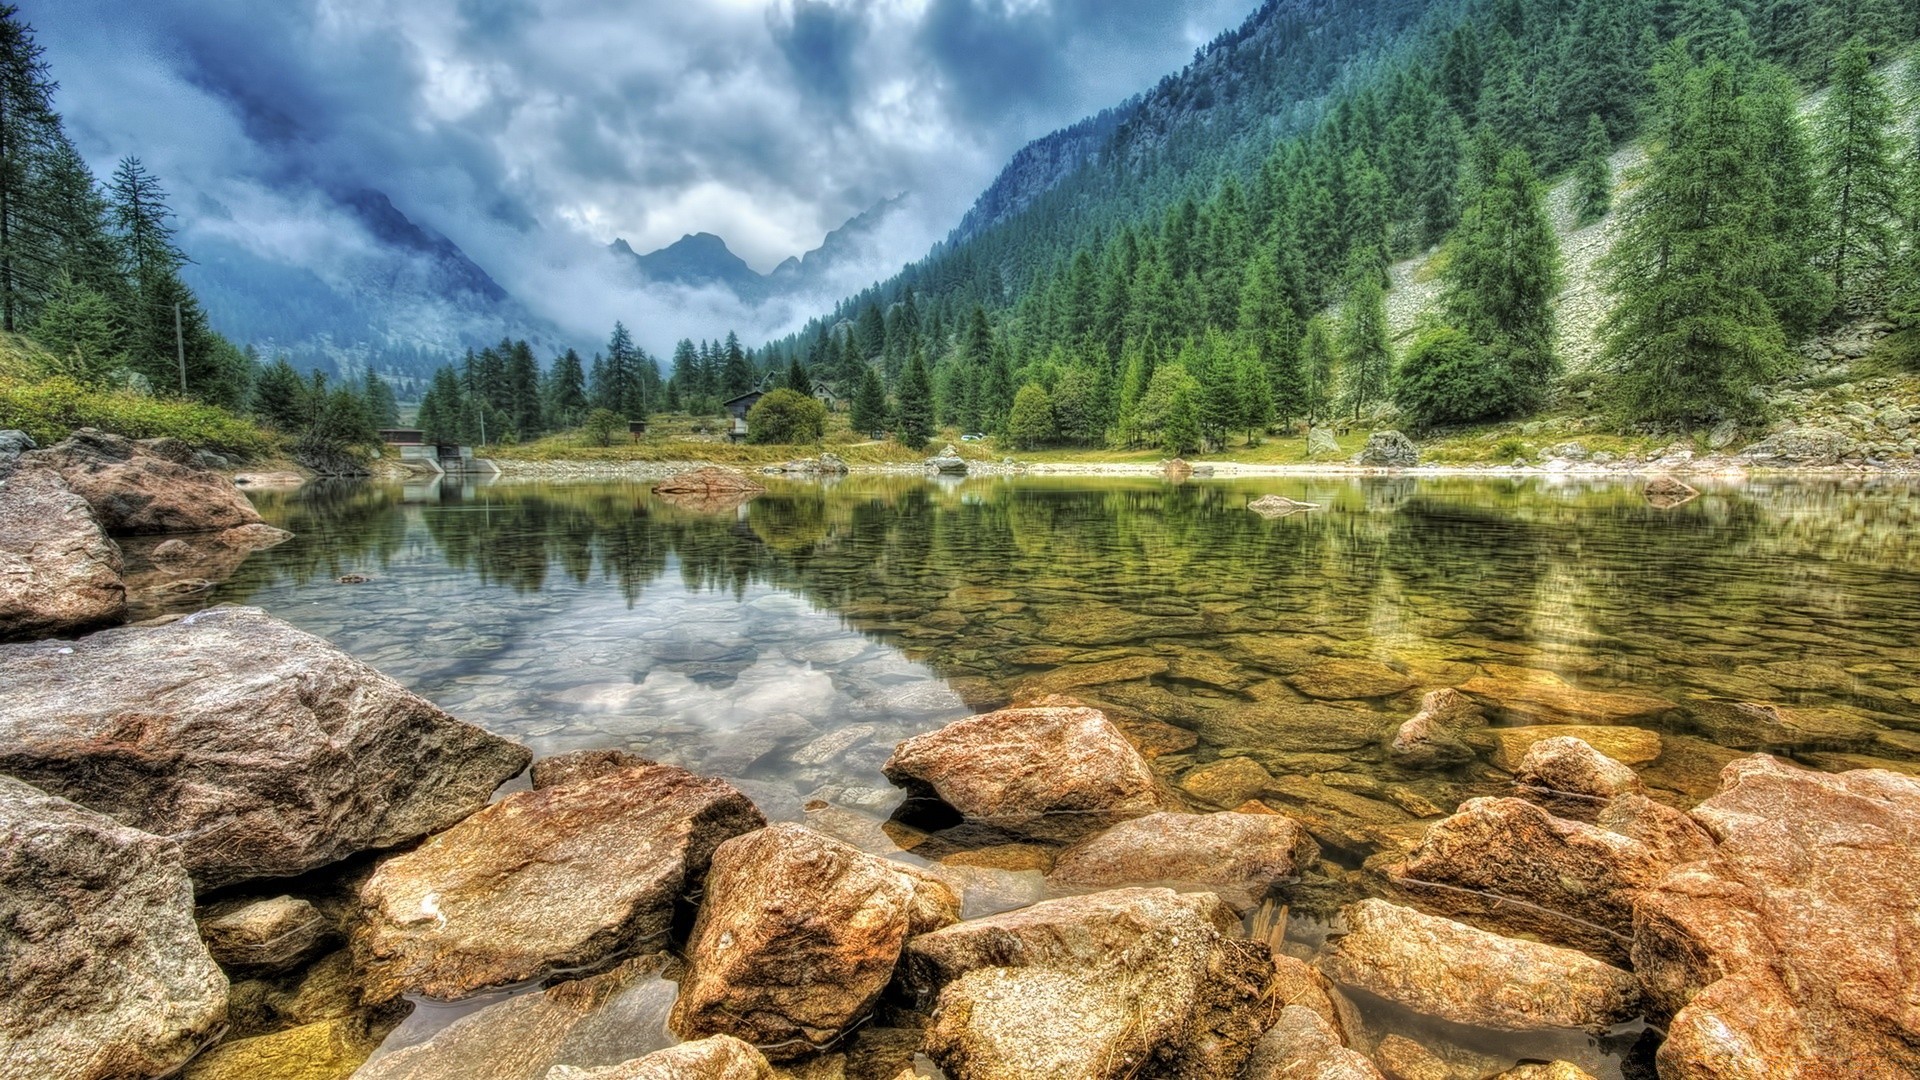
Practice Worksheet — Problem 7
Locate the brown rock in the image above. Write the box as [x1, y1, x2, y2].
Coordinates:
[181, 1016, 384, 1080]
[653, 467, 766, 495]
[1393, 797, 1671, 962]
[903, 888, 1276, 1079]
[198, 895, 333, 976]
[1681, 698, 1883, 752]
[1475, 725, 1662, 771]
[1490, 1064, 1599, 1080]
[119, 527, 291, 619]
[1247, 495, 1321, 518]
[1644, 475, 1700, 509]
[1, 776, 228, 1080]
[0, 463, 125, 641]
[1386, 708, 1476, 772]
[1180, 756, 1276, 809]
[0, 607, 530, 888]
[1268, 954, 1356, 1047]
[1287, 659, 1414, 701]
[1456, 677, 1675, 726]
[1633, 757, 1920, 1078]
[1316, 900, 1640, 1033]
[1016, 655, 1169, 697]
[355, 760, 764, 1001]
[1164, 458, 1194, 482]
[1237, 1007, 1384, 1079]
[545, 1036, 774, 1079]
[670, 824, 958, 1060]
[1047, 811, 1318, 909]
[1512, 736, 1645, 821]
[882, 704, 1167, 842]
[1597, 793, 1715, 868]
[1191, 700, 1392, 757]
[31, 429, 265, 534]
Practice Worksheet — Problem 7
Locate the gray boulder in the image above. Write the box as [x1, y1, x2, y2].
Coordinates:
[1356, 430, 1418, 468]
[1740, 427, 1857, 467]
[1306, 427, 1340, 459]
[927, 445, 969, 474]
[0, 463, 126, 642]
[0, 607, 532, 888]
[0, 427, 33, 478]
[1, 775, 227, 1080]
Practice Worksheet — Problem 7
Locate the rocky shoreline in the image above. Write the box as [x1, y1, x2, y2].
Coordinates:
[3, 446, 1918, 1079]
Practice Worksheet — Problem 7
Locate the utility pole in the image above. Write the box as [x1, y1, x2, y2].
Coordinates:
[174, 302, 187, 394]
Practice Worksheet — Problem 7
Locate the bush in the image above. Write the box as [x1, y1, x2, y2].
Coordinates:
[1493, 435, 1531, 461]
[0, 374, 275, 457]
[747, 388, 827, 445]
[1392, 327, 1509, 429]
[582, 408, 623, 447]
[1006, 383, 1055, 450]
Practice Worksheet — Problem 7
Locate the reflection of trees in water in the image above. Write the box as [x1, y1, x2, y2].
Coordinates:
[216, 483, 410, 601]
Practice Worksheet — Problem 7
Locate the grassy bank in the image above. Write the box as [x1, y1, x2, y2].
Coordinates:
[0, 334, 276, 457]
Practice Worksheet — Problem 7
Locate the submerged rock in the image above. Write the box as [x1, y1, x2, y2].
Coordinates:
[355, 758, 764, 1001]
[30, 428, 265, 534]
[0, 463, 126, 641]
[1475, 724, 1663, 771]
[1046, 810, 1317, 909]
[0, 607, 531, 888]
[1634, 757, 1920, 1078]
[882, 703, 1167, 842]
[1317, 899, 1640, 1033]
[1512, 736, 1645, 821]
[652, 467, 765, 495]
[903, 888, 1275, 1080]
[546, 1037, 773, 1079]
[670, 824, 958, 1059]
[1287, 658, 1414, 701]
[1456, 676, 1674, 726]
[1643, 475, 1700, 509]
[1238, 1007, 1384, 1080]
[0, 775, 227, 1080]
[1681, 698, 1883, 752]
[181, 1016, 386, 1080]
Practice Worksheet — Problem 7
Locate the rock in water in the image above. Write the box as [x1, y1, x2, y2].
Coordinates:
[29, 428, 265, 534]
[0, 463, 126, 642]
[1248, 494, 1320, 517]
[546, 1037, 774, 1079]
[1512, 736, 1645, 821]
[927, 445, 969, 474]
[1046, 811, 1318, 910]
[1239, 1007, 1384, 1080]
[652, 467, 765, 495]
[670, 824, 958, 1059]
[1455, 676, 1674, 726]
[1387, 690, 1482, 770]
[882, 703, 1167, 842]
[1643, 475, 1699, 509]
[1634, 757, 1920, 1078]
[0, 775, 227, 1080]
[1164, 458, 1194, 482]
[902, 888, 1275, 1079]
[355, 758, 765, 1001]
[1317, 899, 1640, 1033]
[1356, 430, 1418, 468]
[0, 608, 530, 889]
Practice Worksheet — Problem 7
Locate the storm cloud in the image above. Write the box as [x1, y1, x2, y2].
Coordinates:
[28, 0, 1257, 351]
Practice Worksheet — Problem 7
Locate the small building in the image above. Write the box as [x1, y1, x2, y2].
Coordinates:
[813, 386, 840, 411]
[378, 428, 425, 445]
[628, 419, 649, 441]
[722, 390, 764, 443]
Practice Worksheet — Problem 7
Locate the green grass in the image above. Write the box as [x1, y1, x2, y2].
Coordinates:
[488, 413, 1001, 466]
[0, 334, 276, 457]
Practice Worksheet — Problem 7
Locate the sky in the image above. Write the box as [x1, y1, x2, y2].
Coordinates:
[28, 0, 1258, 351]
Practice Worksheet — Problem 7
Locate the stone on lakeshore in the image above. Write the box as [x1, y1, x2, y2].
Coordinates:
[355, 759, 764, 1002]
[1456, 676, 1675, 726]
[1248, 494, 1320, 517]
[181, 1016, 383, 1080]
[1179, 756, 1276, 809]
[1475, 725, 1663, 771]
[882, 703, 1167, 842]
[1046, 811, 1317, 909]
[903, 888, 1275, 1080]
[1597, 793, 1715, 868]
[0, 607, 531, 888]
[1491, 1064, 1599, 1080]
[927, 445, 968, 474]
[351, 956, 678, 1080]
[1386, 690, 1484, 770]
[1287, 658, 1414, 701]
[0, 427, 33, 477]
[1, 776, 227, 1080]
[120, 526, 292, 618]
[1317, 899, 1640, 1033]
[1393, 796, 1671, 962]
[1356, 430, 1418, 468]
[1643, 475, 1699, 509]
[1634, 757, 1920, 1078]
[1740, 426, 1857, 467]
[198, 895, 334, 976]
[1164, 458, 1194, 482]
[30, 428, 265, 534]
[1513, 736, 1645, 821]
[0, 462, 125, 641]
[1306, 428, 1340, 459]
[1269, 954, 1354, 1045]
[545, 1037, 773, 1079]
[670, 824, 958, 1060]
[1238, 1007, 1384, 1080]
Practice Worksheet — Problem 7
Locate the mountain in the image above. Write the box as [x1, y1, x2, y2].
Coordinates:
[611, 195, 911, 304]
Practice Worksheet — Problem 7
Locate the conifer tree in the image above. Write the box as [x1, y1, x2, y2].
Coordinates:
[0, 5, 58, 331]
[1440, 146, 1562, 414]
[1238, 254, 1305, 427]
[787, 357, 813, 398]
[546, 348, 588, 428]
[1815, 37, 1899, 313]
[894, 347, 935, 449]
[851, 363, 885, 435]
[504, 340, 541, 439]
[30, 270, 119, 378]
[1162, 385, 1201, 456]
[1006, 383, 1055, 450]
[1338, 268, 1392, 418]
[1301, 316, 1338, 425]
[1576, 114, 1613, 226]
[1748, 66, 1835, 334]
[721, 331, 754, 398]
[251, 357, 310, 432]
[363, 369, 399, 428]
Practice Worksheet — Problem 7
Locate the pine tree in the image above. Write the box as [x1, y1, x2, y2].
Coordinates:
[251, 357, 310, 432]
[363, 369, 399, 428]
[894, 347, 935, 449]
[30, 270, 119, 378]
[1815, 37, 1899, 313]
[547, 348, 588, 428]
[1239, 254, 1305, 427]
[1301, 316, 1338, 425]
[108, 157, 179, 283]
[721, 331, 754, 397]
[1576, 114, 1613, 226]
[851, 363, 886, 435]
[1338, 267, 1392, 418]
[504, 339, 541, 439]
[1601, 61, 1788, 423]
[0, 6, 58, 332]
[1440, 146, 1562, 415]
[787, 357, 813, 397]
[1162, 385, 1201, 456]
[1748, 67, 1835, 334]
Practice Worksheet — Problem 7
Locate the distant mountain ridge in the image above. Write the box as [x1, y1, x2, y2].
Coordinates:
[611, 194, 910, 303]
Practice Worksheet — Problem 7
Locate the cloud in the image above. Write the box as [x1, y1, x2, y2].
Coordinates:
[25, 0, 1258, 355]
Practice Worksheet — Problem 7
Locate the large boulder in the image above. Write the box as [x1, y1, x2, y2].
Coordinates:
[1356, 430, 1418, 468]
[30, 429, 265, 534]
[196, 895, 333, 977]
[1392, 797, 1672, 962]
[1238, 1007, 1384, 1080]
[902, 888, 1276, 1079]
[546, 1037, 773, 1079]
[927, 445, 969, 474]
[883, 703, 1168, 842]
[1512, 736, 1645, 821]
[355, 756, 764, 1002]
[1633, 757, 1920, 1078]
[0, 463, 126, 641]
[652, 467, 765, 495]
[0, 776, 228, 1080]
[670, 824, 958, 1059]
[1306, 428, 1340, 459]
[0, 427, 33, 477]
[0, 607, 530, 888]
[1317, 899, 1640, 1033]
[1739, 426, 1858, 467]
[1046, 811, 1318, 910]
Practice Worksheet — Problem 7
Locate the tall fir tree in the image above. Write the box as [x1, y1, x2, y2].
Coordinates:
[1439, 146, 1562, 415]
[1337, 266, 1392, 418]
[1814, 37, 1899, 313]
[1576, 114, 1614, 226]
[893, 347, 935, 449]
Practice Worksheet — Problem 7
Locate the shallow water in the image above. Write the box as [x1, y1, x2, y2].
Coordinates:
[202, 472, 1920, 1077]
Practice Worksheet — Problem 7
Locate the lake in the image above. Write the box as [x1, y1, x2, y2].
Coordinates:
[201, 472, 1920, 1077]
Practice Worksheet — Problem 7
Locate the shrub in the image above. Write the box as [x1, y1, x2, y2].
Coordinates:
[747, 388, 827, 445]
[1392, 327, 1508, 429]
[1493, 435, 1530, 461]
[1006, 383, 1055, 450]
[0, 375, 275, 457]
[582, 408, 623, 447]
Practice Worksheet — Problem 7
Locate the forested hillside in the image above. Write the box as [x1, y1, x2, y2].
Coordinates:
[749, 0, 1920, 453]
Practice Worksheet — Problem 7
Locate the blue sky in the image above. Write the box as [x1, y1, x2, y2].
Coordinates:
[28, 0, 1257, 343]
